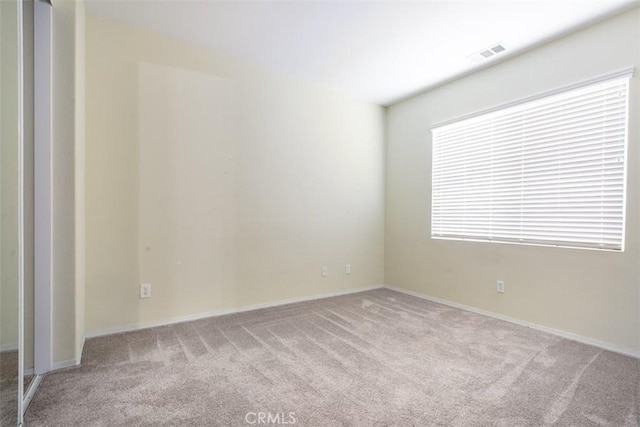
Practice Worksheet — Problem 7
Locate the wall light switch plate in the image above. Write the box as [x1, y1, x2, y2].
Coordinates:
[496, 280, 505, 293]
[321, 266, 328, 277]
[345, 264, 351, 274]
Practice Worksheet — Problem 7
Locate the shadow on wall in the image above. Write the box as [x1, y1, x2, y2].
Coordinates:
[137, 63, 238, 322]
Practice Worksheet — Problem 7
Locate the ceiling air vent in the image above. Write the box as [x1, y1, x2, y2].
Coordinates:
[468, 43, 507, 63]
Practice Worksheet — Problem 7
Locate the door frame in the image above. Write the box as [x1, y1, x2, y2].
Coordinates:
[33, 0, 52, 377]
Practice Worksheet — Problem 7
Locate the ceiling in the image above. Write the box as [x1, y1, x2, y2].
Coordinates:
[85, 0, 638, 106]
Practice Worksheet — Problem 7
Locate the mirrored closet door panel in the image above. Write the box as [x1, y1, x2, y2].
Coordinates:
[22, 0, 35, 401]
[0, 0, 21, 424]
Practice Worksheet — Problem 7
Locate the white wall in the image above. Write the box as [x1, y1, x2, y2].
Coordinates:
[85, 16, 385, 334]
[385, 8, 640, 354]
[74, 0, 86, 364]
[51, 0, 79, 364]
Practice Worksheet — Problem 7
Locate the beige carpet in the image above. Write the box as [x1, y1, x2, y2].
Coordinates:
[25, 289, 639, 426]
[1, 350, 19, 426]
[1, 350, 36, 425]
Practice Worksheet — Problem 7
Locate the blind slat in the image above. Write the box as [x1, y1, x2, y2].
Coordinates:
[431, 76, 630, 251]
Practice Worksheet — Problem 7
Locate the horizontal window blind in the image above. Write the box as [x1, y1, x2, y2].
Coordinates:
[431, 75, 630, 250]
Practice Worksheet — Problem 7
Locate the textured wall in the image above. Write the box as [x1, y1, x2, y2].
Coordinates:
[385, 8, 640, 353]
[85, 15, 385, 334]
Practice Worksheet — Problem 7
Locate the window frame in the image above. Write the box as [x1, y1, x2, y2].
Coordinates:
[429, 68, 634, 252]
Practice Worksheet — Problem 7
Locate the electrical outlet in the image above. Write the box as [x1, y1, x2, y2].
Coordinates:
[140, 283, 151, 299]
[321, 266, 328, 277]
[345, 264, 351, 274]
[496, 280, 505, 293]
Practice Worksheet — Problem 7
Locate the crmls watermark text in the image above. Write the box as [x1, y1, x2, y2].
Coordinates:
[245, 412, 296, 425]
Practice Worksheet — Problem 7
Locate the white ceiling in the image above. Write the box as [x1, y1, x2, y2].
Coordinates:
[85, 0, 639, 106]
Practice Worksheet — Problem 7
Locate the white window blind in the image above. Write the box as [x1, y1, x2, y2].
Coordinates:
[431, 74, 631, 250]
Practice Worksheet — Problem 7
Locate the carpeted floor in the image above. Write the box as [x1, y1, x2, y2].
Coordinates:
[25, 289, 639, 426]
[1, 350, 19, 426]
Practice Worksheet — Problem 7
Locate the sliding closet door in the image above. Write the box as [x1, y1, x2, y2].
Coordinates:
[0, 0, 22, 425]
[22, 0, 35, 404]
[34, 0, 52, 377]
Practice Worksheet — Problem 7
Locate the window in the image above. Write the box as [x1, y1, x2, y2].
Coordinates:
[431, 72, 631, 250]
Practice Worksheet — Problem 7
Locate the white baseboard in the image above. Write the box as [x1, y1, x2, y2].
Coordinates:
[1, 343, 18, 352]
[77, 334, 86, 365]
[51, 359, 80, 371]
[86, 285, 384, 340]
[384, 285, 640, 359]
